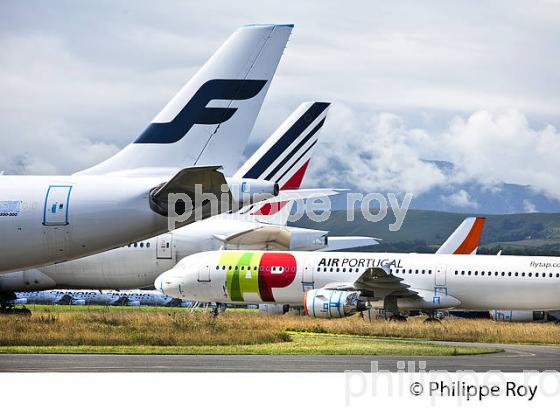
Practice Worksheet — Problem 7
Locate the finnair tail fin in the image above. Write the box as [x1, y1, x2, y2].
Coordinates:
[436, 216, 486, 254]
[233, 101, 331, 225]
[77, 24, 293, 176]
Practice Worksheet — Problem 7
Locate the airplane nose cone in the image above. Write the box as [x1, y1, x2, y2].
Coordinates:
[154, 270, 182, 299]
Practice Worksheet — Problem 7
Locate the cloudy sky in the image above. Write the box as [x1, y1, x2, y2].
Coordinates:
[1, 0, 559, 205]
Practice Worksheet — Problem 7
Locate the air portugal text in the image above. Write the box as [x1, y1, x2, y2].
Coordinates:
[317, 257, 403, 269]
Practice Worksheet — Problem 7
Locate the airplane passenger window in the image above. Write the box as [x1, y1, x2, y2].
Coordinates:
[140, 243, 144, 248]
[508, 272, 512, 277]
[421, 270, 425, 274]
[336, 268, 340, 272]
[528, 273, 532, 277]
[146, 242, 150, 248]
[134, 243, 137, 247]
[536, 273, 539, 278]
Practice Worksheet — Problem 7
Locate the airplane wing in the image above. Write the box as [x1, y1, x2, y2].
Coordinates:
[323, 265, 419, 301]
[214, 188, 346, 226]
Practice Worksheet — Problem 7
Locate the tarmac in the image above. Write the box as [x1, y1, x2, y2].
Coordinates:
[1, 339, 559, 372]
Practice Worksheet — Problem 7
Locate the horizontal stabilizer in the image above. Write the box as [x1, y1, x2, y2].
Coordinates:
[318, 236, 379, 252]
[150, 166, 228, 218]
[214, 226, 292, 250]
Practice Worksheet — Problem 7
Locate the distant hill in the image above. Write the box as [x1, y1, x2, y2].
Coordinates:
[293, 209, 560, 256]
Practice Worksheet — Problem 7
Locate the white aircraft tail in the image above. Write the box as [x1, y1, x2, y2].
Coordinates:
[234, 101, 331, 225]
[436, 216, 486, 254]
[77, 24, 293, 176]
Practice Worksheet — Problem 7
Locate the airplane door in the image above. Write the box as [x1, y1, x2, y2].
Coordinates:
[43, 185, 72, 226]
[302, 257, 314, 286]
[435, 265, 447, 286]
[198, 262, 210, 282]
[156, 234, 173, 259]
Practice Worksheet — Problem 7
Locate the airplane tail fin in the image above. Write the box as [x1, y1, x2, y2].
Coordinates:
[77, 24, 293, 176]
[233, 101, 331, 225]
[436, 216, 486, 254]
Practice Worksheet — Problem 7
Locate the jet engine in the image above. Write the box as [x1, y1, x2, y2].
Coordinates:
[226, 178, 279, 205]
[490, 310, 545, 322]
[71, 299, 86, 306]
[303, 289, 368, 318]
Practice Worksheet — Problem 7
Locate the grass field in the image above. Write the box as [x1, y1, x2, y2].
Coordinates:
[1, 305, 556, 355]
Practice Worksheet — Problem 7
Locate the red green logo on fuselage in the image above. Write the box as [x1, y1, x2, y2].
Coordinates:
[219, 252, 297, 302]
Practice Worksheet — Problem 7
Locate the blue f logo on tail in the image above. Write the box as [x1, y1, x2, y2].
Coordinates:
[135, 79, 267, 144]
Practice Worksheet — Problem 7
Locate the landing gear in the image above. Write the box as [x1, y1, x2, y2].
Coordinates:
[0, 303, 31, 315]
[389, 313, 408, 321]
[383, 296, 407, 321]
[210, 303, 226, 318]
[424, 310, 441, 323]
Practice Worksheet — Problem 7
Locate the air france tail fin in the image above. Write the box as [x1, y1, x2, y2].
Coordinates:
[436, 216, 486, 254]
[233, 101, 331, 224]
[77, 24, 293, 176]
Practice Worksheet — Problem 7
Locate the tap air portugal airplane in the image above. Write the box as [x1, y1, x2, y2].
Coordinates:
[0, 101, 375, 300]
[0, 24, 292, 274]
[156, 219, 560, 319]
[257, 216, 486, 314]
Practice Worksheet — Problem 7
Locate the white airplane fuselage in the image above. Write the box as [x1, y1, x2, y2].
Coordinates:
[0, 217, 327, 291]
[0, 175, 170, 273]
[157, 251, 560, 311]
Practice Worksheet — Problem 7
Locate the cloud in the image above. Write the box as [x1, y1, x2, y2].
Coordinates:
[441, 190, 479, 209]
[305, 107, 446, 195]
[523, 199, 538, 213]
[305, 108, 560, 206]
[442, 110, 560, 198]
[0, 0, 558, 187]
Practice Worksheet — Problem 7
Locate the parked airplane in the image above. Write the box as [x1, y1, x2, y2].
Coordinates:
[0, 24, 292, 274]
[256, 216, 486, 315]
[0, 101, 375, 307]
[11, 289, 191, 308]
[157, 247, 560, 320]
